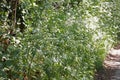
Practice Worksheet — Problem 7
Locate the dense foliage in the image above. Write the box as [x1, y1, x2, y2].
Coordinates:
[0, 0, 119, 80]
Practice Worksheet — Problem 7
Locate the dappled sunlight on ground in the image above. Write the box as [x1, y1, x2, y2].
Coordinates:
[103, 45, 120, 80]
[95, 45, 120, 80]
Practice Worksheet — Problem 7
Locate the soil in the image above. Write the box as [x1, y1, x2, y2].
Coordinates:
[95, 45, 120, 80]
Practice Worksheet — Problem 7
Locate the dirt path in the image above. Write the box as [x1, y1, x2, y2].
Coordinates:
[111, 69, 120, 80]
[95, 46, 120, 80]
[103, 48, 120, 80]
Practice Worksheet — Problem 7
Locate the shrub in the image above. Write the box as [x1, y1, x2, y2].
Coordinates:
[0, 0, 118, 80]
